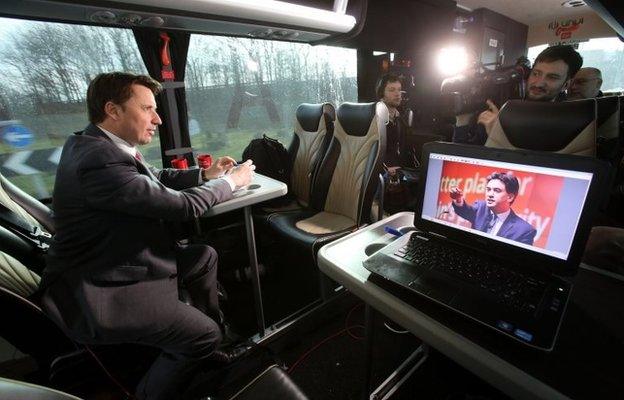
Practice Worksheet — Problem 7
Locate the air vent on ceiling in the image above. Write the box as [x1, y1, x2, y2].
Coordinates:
[89, 10, 165, 27]
[561, 0, 586, 8]
[90, 10, 117, 23]
[248, 28, 299, 40]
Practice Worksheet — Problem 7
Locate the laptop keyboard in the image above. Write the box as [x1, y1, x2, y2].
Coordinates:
[394, 235, 548, 314]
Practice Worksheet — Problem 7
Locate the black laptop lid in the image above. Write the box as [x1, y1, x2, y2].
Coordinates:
[414, 142, 609, 276]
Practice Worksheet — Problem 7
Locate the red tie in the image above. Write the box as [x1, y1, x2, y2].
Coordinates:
[134, 151, 143, 162]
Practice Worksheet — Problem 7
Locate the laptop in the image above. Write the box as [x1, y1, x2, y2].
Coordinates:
[364, 142, 608, 351]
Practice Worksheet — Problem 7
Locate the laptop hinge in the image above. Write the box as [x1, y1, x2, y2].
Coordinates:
[427, 231, 446, 240]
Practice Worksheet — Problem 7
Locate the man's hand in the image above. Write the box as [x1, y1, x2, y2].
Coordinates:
[477, 100, 500, 136]
[386, 166, 400, 176]
[229, 159, 255, 188]
[449, 186, 464, 206]
[202, 156, 237, 180]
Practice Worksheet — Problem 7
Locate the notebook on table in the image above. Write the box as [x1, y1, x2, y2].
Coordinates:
[364, 142, 608, 351]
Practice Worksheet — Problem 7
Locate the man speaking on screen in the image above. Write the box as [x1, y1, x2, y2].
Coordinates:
[450, 171, 537, 245]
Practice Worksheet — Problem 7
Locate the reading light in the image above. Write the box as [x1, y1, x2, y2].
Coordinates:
[437, 46, 469, 76]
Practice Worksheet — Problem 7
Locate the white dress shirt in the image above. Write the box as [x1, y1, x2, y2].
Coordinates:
[98, 126, 235, 190]
[490, 209, 511, 236]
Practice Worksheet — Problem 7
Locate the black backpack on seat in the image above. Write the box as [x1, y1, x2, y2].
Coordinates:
[242, 134, 292, 187]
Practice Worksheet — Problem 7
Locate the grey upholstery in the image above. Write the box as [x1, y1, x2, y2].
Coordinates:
[485, 99, 597, 156]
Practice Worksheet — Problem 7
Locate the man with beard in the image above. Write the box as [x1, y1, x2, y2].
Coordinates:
[453, 45, 583, 145]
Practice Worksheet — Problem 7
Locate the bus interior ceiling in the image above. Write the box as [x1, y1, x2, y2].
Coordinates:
[0, 0, 623, 399]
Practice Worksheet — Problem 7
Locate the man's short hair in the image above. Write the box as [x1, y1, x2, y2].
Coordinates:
[579, 67, 602, 81]
[534, 45, 583, 80]
[87, 72, 162, 124]
[375, 73, 401, 100]
[487, 171, 520, 203]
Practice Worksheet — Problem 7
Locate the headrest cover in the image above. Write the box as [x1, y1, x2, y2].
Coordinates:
[596, 96, 619, 126]
[296, 103, 324, 132]
[499, 99, 595, 152]
[337, 102, 377, 137]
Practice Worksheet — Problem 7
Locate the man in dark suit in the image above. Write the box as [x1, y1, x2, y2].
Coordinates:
[450, 171, 536, 246]
[39, 72, 254, 400]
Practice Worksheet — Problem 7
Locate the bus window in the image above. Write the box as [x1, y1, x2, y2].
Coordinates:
[0, 17, 152, 199]
[528, 37, 624, 92]
[185, 35, 357, 159]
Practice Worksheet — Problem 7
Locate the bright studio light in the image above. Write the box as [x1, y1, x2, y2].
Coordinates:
[437, 47, 468, 76]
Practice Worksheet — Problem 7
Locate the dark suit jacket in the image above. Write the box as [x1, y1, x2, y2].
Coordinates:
[452, 200, 537, 246]
[41, 124, 232, 343]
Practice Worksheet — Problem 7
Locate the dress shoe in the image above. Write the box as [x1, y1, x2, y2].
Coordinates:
[208, 341, 254, 364]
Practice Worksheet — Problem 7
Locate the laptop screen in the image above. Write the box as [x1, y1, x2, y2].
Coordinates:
[420, 152, 594, 261]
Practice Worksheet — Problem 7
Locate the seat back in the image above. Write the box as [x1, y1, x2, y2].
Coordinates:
[0, 173, 54, 234]
[0, 283, 76, 371]
[0, 173, 55, 274]
[310, 102, 387, 227]
[596, 96, 621, 164]
[0, 174, 76, 372]
[289, 103, 335, 206]
[485, 99, 597, 156]
[0, 225, 76, 369]
[0, 377, 83, 400]
[597, 96, 620, 140]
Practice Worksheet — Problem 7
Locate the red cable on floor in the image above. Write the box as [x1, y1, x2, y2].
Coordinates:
[288, 326, 364, 374]
[84, 345, 136, 399]
[345, 302, 365, 340]
[288, 303, 367, 374]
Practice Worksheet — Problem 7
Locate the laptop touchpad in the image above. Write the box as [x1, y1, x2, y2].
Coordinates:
[411, 273, 460, 304]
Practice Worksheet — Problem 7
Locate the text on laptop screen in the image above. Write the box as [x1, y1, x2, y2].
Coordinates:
[420, 153, 593, 260]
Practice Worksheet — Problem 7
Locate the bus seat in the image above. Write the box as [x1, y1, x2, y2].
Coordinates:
[0, 281, 78, 376]
[0, 249, 40, 298]
[485, 99, 597, 156]
[596, 96, 621, 165]
[0, 172, 55, 274]
[0, 377, 82, 400]
[184, 344, 308, 400]
[0, 172, 55, 234]
[222, 364, 308, 400]
[258, 103, 335, 216]
[290, 103, 335, 208]
[267, 102, 387, 297]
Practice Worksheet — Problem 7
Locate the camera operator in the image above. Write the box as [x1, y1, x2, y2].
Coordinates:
[376, 73, 418, 213]
[376, 73, 412, 172]
[453, 45, 583, 145]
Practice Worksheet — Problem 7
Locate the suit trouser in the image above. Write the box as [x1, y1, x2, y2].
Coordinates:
[136, 244, 222, 400]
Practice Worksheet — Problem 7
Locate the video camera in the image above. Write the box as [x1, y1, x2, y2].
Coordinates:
[440, 57, 531, 116]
